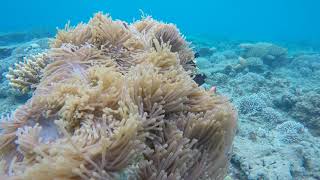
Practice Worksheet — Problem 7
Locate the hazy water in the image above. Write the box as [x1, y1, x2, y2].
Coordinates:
[1, 1, 320, 179]
[1, 0, 320, 44]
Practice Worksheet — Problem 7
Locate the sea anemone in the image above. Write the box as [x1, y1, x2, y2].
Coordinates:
[1, 12, 237, 180]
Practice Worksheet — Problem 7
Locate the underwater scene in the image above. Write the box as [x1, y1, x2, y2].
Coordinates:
[0, 0, 319, 179]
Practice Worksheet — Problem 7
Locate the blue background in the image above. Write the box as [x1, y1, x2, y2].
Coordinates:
[1, 0, 319, 43]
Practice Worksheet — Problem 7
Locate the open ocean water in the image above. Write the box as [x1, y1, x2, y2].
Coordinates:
[0, 0, 319, 179]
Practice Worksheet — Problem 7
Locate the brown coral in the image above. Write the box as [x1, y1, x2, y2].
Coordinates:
[6, 52, 51, 93]
[0, 12, 237, 180]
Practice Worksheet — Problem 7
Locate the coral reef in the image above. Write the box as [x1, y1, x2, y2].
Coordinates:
[276, 120, 305, 143]
[2, 13, 319, 180]
[236, 94, 267, 114]
[259, 107, 285, 126]
[191, 39, 320, 179]
[0, 13, 237, 180]
[0, 31, 53, 46]
[0, 45, 14, 59]
[195, 57, 213, 69]
[0, 38, 50, 116]
[239, 42, 288, 66]
[291, 89, 320, 136]
[196, 47, 216, 57]
[6, 52, 51, 93]
[0, 38, 49, 79]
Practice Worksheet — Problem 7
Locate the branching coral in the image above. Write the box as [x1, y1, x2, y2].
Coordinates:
[0, 12, 237, 180]
[276, 120, 305, 143]
[236, 94, 267, 114]
[6, 52, 51, 93]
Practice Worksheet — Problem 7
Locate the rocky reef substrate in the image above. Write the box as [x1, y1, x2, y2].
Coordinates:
[0, 29, 319, 180]
[0, 35, 50, 114]
[192, 38, 320, 180]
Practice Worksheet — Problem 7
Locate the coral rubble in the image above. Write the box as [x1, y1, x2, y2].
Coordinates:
[191, 39, 320, 180]
[0, 13, 237, 180]
[291, 89, 320, 136]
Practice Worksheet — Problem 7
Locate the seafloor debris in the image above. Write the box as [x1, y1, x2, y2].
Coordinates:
[0, 12, 237, 180]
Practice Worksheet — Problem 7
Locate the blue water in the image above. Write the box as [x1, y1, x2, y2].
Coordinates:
[1, 1, 320, 180]
[1, 0, 320, 44]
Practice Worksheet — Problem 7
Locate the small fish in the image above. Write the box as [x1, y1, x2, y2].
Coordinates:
[193, 74, 206, 86]
[194, 52, 200, 58]
[210, 86, 217, 94]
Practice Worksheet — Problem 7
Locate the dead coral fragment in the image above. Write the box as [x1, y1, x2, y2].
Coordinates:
[0, 12, 237, 180]
[6, 52, 51, 93]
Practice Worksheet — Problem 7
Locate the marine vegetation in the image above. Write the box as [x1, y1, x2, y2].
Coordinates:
[1, 12, 237, 180]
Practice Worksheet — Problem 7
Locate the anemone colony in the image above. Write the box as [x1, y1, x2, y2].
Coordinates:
[0, 12, 237, 180]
